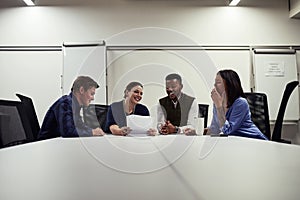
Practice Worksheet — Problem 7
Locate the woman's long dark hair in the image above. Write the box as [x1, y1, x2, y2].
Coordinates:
[218, 69, 245, 108]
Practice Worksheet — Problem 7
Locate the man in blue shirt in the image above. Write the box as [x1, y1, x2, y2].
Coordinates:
[38, 76, 105, 140]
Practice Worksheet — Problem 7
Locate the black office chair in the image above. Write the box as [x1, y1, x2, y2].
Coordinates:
[198, 104, 209, 129]
[244, 92, 271, 140]
[0, 99, 36, 148]
[83, 104, 109, 130]
[16, 93, 40, 140]
[271, 81, 299, 143]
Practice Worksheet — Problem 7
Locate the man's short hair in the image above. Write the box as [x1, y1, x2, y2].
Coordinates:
[71, 76, 99, 92]
[165, 73, 182, 84]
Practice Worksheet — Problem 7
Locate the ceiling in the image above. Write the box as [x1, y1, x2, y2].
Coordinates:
[0, 0, 288, 8]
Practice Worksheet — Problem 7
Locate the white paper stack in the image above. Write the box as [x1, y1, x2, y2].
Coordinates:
[126, 115, 153, 137]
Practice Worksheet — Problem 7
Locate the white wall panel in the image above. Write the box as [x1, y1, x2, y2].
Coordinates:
[0, 50, 62, 123]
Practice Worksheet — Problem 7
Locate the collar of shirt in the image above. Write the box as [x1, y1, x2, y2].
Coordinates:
[172, 93, 182, 108]
[70, 92, 82, 114]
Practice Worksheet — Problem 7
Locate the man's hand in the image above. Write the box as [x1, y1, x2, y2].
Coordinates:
[92, 127, 105, 136]
[160, 121, 176, 134]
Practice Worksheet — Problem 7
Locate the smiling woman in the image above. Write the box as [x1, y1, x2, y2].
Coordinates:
[105, 81, 155, 136]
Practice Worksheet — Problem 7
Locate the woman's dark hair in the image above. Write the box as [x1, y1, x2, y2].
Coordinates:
[218, 69, 245, 108]
[123, 81, 143, 98]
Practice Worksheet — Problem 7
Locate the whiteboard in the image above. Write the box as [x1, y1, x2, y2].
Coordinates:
[62, 42, 106, 104]
[253, 51, 299, 121]
[0, 50, 62, 124]
[106, 49, 217, 111]
[206, 50, 252, 91]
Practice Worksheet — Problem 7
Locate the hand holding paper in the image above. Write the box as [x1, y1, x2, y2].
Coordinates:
[126, 115, 153, 136]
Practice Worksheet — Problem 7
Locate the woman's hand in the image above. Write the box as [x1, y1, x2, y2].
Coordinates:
[183, 128, 196, 135]
[211, 88, 227, 128]
[120, 126, 132, 136]
[211, 88, 223, 108]
[147, 128, 157, 136]
[110, 124, 132, 136]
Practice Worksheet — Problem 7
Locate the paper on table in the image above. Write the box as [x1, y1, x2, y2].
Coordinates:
[126, 115, 152, 136]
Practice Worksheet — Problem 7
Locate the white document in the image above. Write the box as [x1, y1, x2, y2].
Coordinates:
[264, 61, 285, 77]
[126, 115, 152, 136]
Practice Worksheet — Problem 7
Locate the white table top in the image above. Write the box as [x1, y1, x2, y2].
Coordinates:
[0, 135, 300, 200]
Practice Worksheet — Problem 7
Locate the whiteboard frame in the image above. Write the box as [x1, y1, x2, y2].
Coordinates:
[253, 48, 299, 121]
[62, 41, 107, 105]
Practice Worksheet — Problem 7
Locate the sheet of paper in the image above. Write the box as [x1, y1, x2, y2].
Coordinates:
[126, 115, 152, 136]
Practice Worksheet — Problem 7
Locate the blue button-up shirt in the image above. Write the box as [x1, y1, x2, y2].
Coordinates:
[209, 97, 268, 140]
[38, 93, 93, 140]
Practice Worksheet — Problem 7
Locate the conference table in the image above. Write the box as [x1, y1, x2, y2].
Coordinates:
[0, 135, 300, 200]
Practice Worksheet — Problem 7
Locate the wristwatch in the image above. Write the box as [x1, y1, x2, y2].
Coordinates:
[175, 126, 181, 134]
